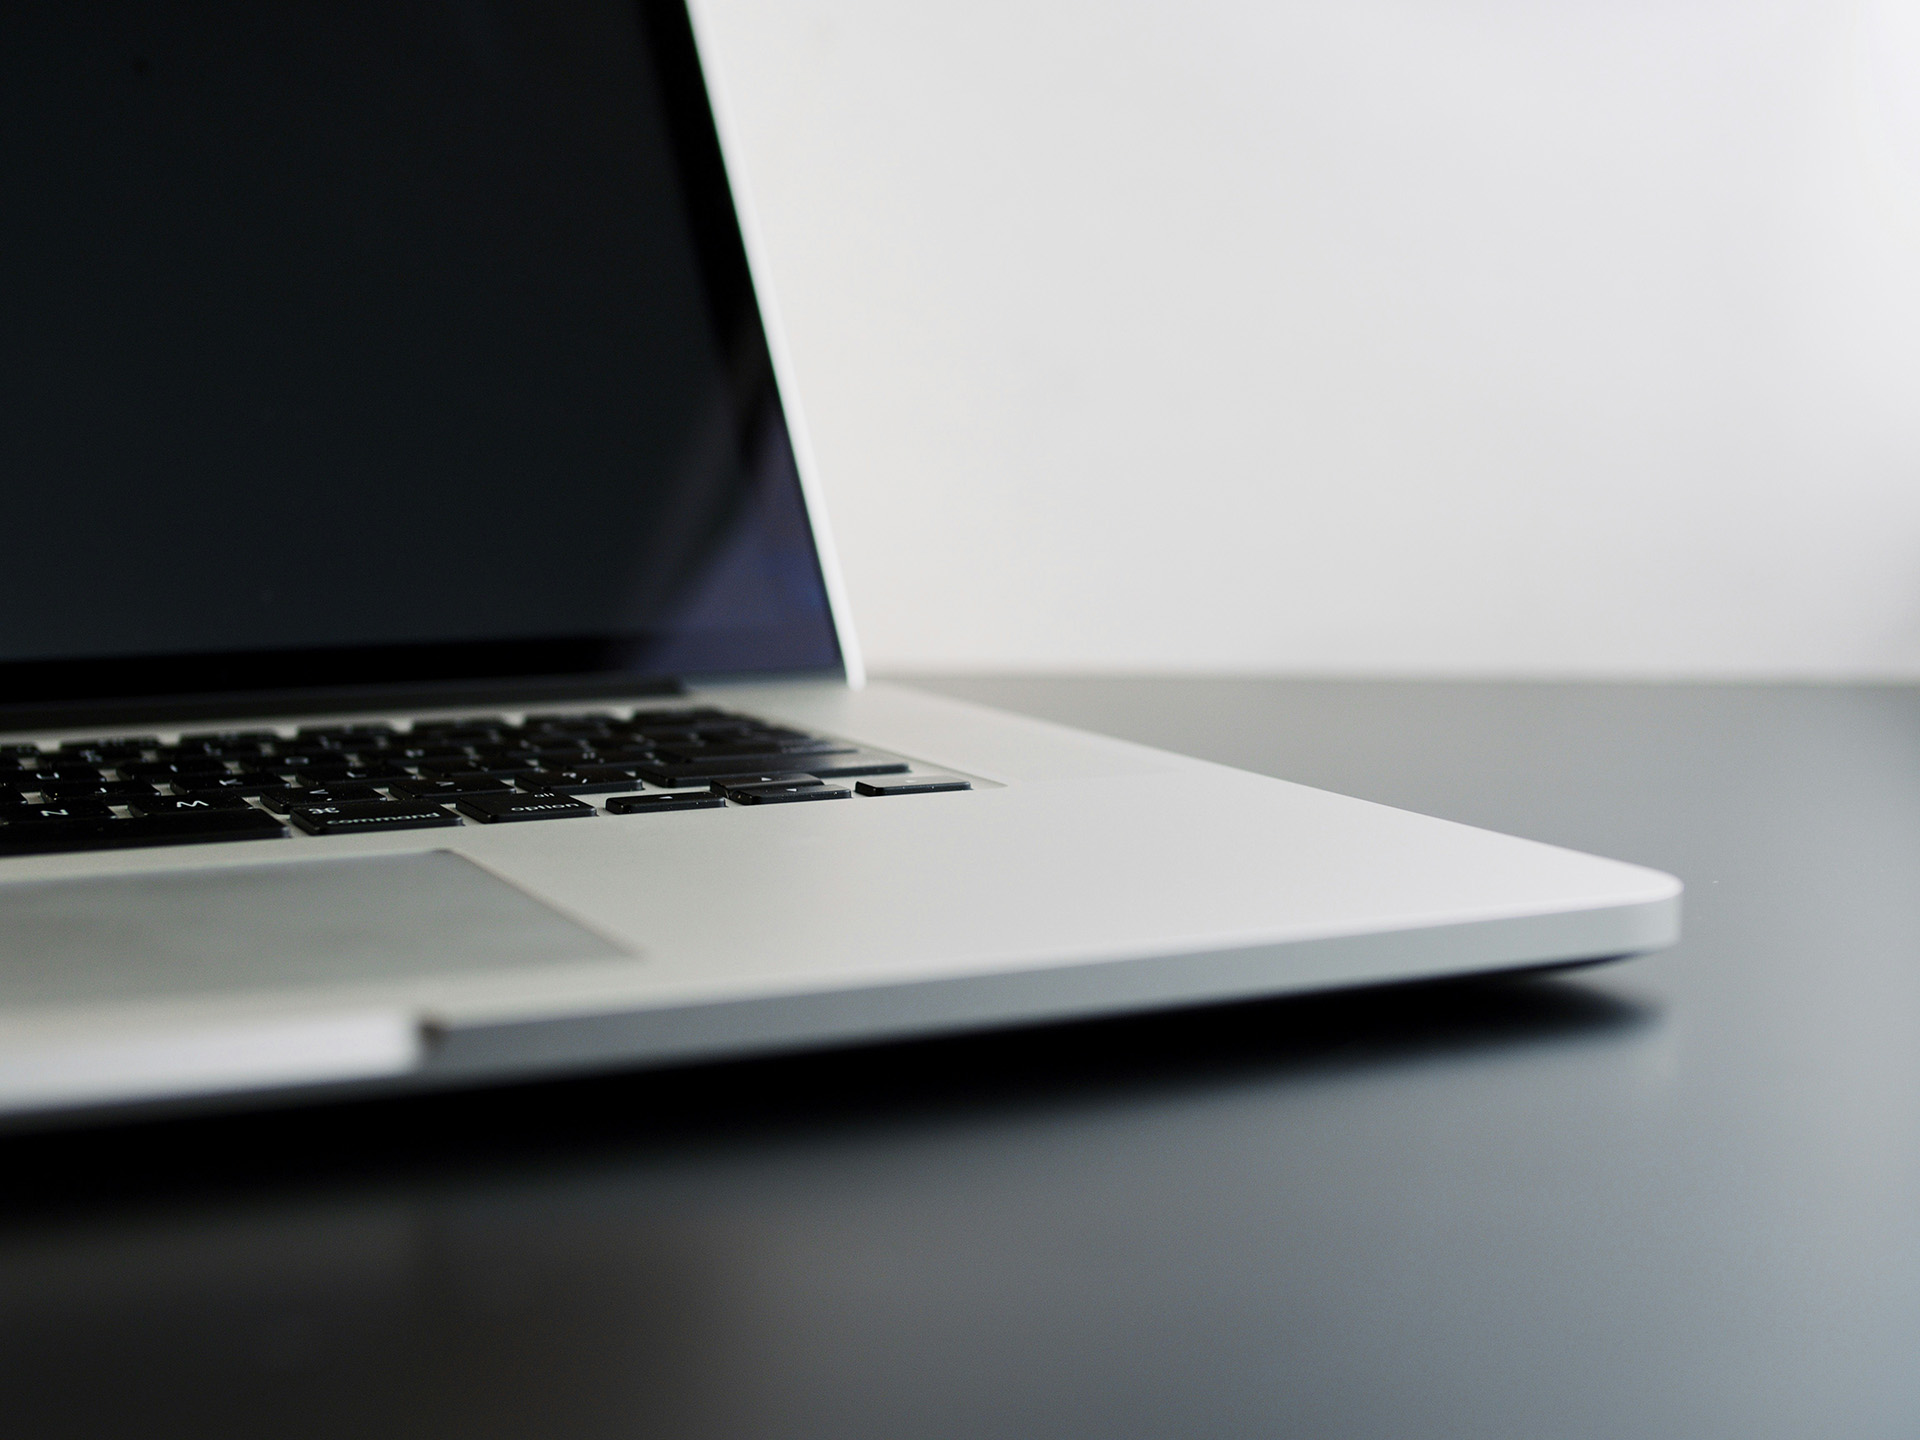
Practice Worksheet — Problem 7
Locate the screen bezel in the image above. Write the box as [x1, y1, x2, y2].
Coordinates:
[0, 0, 846, 731]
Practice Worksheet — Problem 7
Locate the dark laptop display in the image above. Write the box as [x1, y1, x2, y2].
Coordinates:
[0, 0, 839, 721]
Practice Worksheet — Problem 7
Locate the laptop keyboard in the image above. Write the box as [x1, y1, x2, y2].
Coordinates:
[0, 708, 970, 858]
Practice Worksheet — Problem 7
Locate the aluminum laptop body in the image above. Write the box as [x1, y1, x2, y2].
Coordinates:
[0, 1, 1679, 1127]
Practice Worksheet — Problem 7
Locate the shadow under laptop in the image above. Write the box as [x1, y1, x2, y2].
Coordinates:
[0, 968, 1659, 1214]
[0, 970, 1664, 1440]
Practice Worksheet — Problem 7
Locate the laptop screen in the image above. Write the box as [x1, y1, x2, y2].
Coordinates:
[0, 0, 842, 717]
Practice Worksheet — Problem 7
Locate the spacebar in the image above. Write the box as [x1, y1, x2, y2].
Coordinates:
[0, 810, 288, 856]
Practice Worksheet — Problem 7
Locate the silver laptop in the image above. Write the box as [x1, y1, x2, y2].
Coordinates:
[0, 0, 1679, 1127]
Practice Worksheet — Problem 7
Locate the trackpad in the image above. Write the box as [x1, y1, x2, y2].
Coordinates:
[0, 852, 630, 1009]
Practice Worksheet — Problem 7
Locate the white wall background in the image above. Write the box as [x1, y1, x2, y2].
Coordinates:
[697, 0, 1920, 676]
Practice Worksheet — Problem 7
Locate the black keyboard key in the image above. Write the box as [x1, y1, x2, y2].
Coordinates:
[258, 784, 384, 813]
[127, 793, 257, 815]
[455, 744, 521, 762]
[420, 759, 522, 780]
[238, 764, 300, 782]
[24, 763, 111, 782]
[22, 779, 160, 800]
[410, 716, 508, 733]
[454, 792, 597, 824]
[386, 777, 512, 803]
[702, 772, 820, 795]
[299, 763, 410, 784]
[36, 778, 161, 800]
[57, 735, 159, 752]
[635, 760, 807, 786]
[271, 743, 350, 760]
[9, 799, 116, 821]
[0, 808, 287, 856]
[522, 710, 617, 727]
[171, 773, 285, 796]
[583, 745, 657, 764]
[289, 800, 459, 835]
[241, 753, 315, 771]
[520, 743, 595, 760]
[652, 745, 825, 765]
[725, 782, 852, 805]
[0, 743, 43, 758]
[182, 742, 272, 761]
[796, 754, 912, 779]
[26, 779, 109, 799]
[380, 742, 451, 762]
[178, 729, 281, 747]
[513, 767, 640, 795]
[604, 792, 726, 815]
[296, 723, 398, 739]
[854, 775, 973, 796]
[626, 720, 751, 738]
[55, 744, 148, 764]
[508, 755, 583, 773]
[642, 749, 867, 779]
[120, 759, 224, 780]
[169, 753, 233, 773]
[40, 749, 101, 765]
[669, 739, 854, 760]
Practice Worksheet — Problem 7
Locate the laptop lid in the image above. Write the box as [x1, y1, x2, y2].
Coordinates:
[0, 0, 850, 730]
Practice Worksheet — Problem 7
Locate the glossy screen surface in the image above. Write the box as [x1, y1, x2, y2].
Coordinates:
[0, 0, 840, 712]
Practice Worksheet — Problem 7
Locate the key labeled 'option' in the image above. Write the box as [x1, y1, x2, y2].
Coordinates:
[454, 793, 598, 824]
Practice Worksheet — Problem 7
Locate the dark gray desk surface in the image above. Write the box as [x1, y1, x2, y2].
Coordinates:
[3, 677, 1915, 1439]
